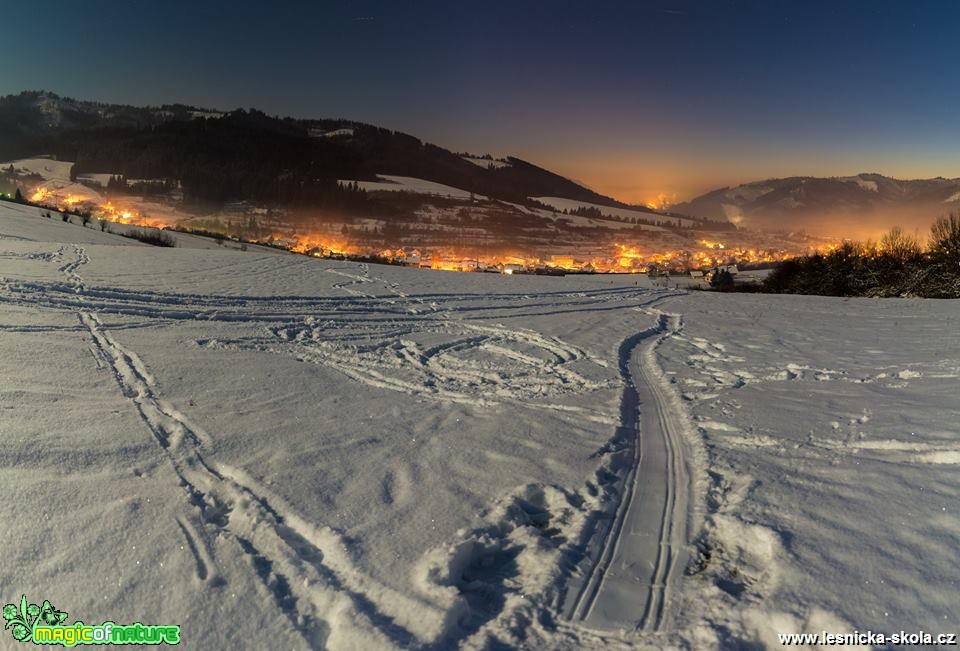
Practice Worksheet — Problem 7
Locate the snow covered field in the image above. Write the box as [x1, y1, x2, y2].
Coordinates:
[532, 197, 697, 227]
[2, 158, 75, 182]
[0, 201, 957, 649]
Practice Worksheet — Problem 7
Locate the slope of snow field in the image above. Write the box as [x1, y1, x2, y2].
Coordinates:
[650, 292, 960, 648]
[2, 157, 75, 182]
[0, 202, 957, 649]
[532, 197, 697, 227]
[342, 175, 483, 200]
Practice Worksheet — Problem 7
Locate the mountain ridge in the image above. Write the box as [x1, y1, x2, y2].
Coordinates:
[674, 173, 960, 236]
[0, 90, 700, 220]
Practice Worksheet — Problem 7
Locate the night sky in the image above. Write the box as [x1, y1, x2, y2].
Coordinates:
[2, 0, 957, 204]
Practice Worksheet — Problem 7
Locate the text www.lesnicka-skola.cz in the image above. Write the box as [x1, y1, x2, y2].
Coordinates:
[778, 631, 957, 646]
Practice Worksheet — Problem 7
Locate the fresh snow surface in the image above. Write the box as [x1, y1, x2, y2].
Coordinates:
[1, 201, 957, 649]
[532, 196, 696, 227]
[0, 202, 283, 253]
[2, 157, 140, 192]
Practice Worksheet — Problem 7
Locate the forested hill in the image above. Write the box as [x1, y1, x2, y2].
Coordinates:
[0, 90, 627, 208]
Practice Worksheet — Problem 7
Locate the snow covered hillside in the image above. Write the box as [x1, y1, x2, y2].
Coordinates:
[343, 175, 482, 200]
[0, 201, 956, 649]
[3, 157, 75, 182]
[533, 196, 700, 227]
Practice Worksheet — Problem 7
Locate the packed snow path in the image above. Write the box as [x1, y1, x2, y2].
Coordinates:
[564, 313, 694, 632]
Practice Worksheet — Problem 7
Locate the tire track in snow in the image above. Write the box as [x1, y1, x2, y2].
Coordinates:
[565, 311, 694, 633]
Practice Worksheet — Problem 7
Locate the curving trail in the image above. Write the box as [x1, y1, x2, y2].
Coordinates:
[565, 311, 694, 633]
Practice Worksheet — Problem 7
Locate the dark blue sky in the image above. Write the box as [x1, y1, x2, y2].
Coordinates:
[2, 0, 957, 203]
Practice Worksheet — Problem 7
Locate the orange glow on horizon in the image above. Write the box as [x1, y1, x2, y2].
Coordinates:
[20, 179, 837, 274]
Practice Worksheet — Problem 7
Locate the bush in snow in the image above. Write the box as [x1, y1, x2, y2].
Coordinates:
[119, 228, 176, 247]
[762, 224, 960, 298]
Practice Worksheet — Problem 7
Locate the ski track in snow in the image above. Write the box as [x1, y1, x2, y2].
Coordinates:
[564, 312, 695, 633]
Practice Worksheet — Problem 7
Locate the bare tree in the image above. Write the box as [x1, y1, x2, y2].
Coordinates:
[930, 213, 960, 261]
[880, 226, 921, 263]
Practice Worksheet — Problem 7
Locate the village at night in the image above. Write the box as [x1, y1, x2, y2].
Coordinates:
[6, 157, 834, 279]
